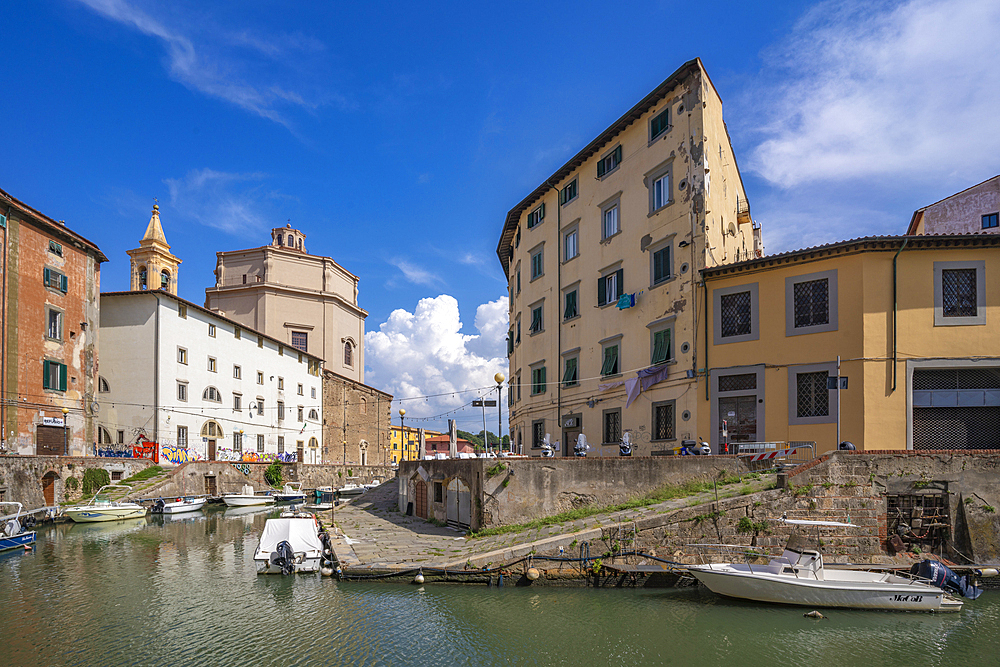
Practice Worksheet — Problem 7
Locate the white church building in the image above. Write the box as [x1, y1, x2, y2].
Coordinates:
[97, 205, 325, 464]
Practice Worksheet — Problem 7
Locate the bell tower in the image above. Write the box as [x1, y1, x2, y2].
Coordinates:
[126, 202, 181, 294]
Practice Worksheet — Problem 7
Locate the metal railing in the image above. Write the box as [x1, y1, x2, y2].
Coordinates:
[736, 441, 816, 472]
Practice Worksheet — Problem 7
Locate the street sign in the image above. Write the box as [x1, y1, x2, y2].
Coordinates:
[42, 417, 64, 427]
[827, 376, 849, 390]
[472, 400, 497, 407]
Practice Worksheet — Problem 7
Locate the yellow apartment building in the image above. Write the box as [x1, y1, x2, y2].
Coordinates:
[389, 425, 442, 463]
[498, 58, 761, 457]
[699, 235, 1000, 454]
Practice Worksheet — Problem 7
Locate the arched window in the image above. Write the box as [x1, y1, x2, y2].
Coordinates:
[308, 408, 319, 420]
[160, 270, 170, 290]
[287, 235, 294, 247]
[297, 238, 302, 249]
[360, 397, 367, 414]
[98, 376, 110, 393]
[200, 420, 223, 438]
[98, 426, 113, 444]
[138, 266, 147, 290]
[308, 437, 318, 448]
[202, 386, 222, 402]
[277, 234, 282, 246]
[344, 340, 353, 367]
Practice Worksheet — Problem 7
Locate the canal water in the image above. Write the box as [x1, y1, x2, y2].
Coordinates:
[2, 507, 998, 666]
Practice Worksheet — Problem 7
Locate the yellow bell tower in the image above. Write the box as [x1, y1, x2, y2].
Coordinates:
[126, 203, 181, 294]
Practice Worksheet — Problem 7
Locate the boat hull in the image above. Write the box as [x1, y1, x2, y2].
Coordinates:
[223, 495, 275, 507]
[254, 556, 321, 574]
[0, 531, 36, 552]
[688, 565, 962, 612]
[273, 494, 306, 503]
[63, 506, 148, 523]
[159, 499, 207, 514]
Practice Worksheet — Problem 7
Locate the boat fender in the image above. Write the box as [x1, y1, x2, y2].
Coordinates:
[804, 611, 826, 619]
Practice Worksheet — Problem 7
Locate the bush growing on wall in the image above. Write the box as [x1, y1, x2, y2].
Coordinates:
[65, 477, 79, 491]
[264, 462, 283, 488]
[81, 468, 111, 495]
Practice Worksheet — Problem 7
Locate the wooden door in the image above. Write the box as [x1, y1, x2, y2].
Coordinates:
[204, 476, 217, 496]
[208, 439, 216, 460]
[415, 480, 428, 519]
[41, 473, 57, 505]
[297, 441, 304, 463]
[37, 426, 64, 456]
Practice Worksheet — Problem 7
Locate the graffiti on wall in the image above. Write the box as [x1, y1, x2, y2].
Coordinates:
[231, 463, 251, 476]
[212, 447, 297, 464]
[159, 445, 205, 465]
[94, 441, 159, 462]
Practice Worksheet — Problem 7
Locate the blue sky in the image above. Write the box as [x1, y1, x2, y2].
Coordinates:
[4, 0, 1000, 431]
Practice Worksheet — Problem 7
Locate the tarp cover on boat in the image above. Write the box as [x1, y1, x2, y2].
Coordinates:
[257, 518, 323, 555]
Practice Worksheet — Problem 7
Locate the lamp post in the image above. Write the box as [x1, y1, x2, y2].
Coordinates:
[398, 408, 406, 463]
[494, 373, 505, 453]
[62, 407, 69, 456]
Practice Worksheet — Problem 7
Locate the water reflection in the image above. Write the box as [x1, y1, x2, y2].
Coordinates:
[0, 511, 997, 667]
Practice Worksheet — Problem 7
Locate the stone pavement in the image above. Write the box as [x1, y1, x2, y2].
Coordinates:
[328, 475, 776, 573]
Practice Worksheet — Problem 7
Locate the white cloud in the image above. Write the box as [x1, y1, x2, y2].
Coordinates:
[365, 295, 509, 428]
[164, 168, 279, 236]
[387, 259, 444, 288]
[73, 0, 326, 126]
[749, 0, 1000, 188]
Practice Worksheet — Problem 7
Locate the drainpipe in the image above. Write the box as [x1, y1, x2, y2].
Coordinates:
[891, 237, 910, 393]
[153, 294, 159, 443]
[1, 205, 8, 449]
[703, 279, 710, 401]
[546, 181, 564, 456]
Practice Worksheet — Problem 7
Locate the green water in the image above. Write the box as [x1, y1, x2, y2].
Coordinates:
[1, 507, 998, 666]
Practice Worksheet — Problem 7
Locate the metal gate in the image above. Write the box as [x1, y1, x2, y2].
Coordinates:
[718, 396, 757, 444]
[446, 478, 471, 529]
[37, 426, 64, 456]
[913, 368, 1000, 450]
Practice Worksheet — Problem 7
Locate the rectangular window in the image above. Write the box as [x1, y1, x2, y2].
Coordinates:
[297, 384, 304, 395]
[257, 371, 264, 385]
[42, 360, 67, 391]
[208, 357, 217, 373]
[233, 433, 242, 452]
[531, 366, 546, 395]
[258, 335, 264, 349]
[278, 401, 285, 420]
[529, 304, 543, 334]
[234, 326, 241, 339]
[651, 329, 671, 365]
[597, 145, 622, 178]
[532, 420, 545, 448]
[278, 377, 284, 390]
[563, 357, 578, 387]
[982, 213, 998, 229]
[652, 246, 671, 285]
[796, 371, 830, 418]
[278, 436, 285, 453]
[233, 365, 242, 379]
[603, 408, 622, 444]
[598, 269, 624, 307]
[178, 304, 187, 319]
[47, 309, 63, 340]
[48, 240, 63, 256]
[560, 178, 578, 205]
[650, 108, 670, 141]
[117, 431, 125, 445]
[298, 406, 304, 421]
[793, 278, 830, 328]
[515, 262, 521, 294]
[652, 401, 675, 441]
[530, 247, 544, 280]
[208, 324, 216, 337]
[720, 291, 753, 338]
[43, 267, 68, 293]
[507, 329, 514, 355]
[719, 373, 757, 392]
[311, 387, 316, 399]
[291, 331, 308, 352]
[564, 228, 579, 261]
[515, 316, 521, 344]
[434, 482, 444, 503]
[257, 434, 265, 453]
[177, 426, 188, 448]
[942, 268, 978, 318]
[516, 372, 522, 402]
[233, 394, 242, 411]
[602, 204, 620, 240]
[652, 173, 670, 211]
[527, 203, 545, 229]
[177, 383, 187, 401]
[601, 344, 620, 377]
[178, 347, 187, 364]
[564, 289, 578, 320]
[257, 399, 264, 416]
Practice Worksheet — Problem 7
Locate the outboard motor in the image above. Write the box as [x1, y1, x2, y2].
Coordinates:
[911, 559, 982, 599]
[573, 433, 590, 458]
[152, 498, 166, 514]
[619, 432, 632, 457]
[272, 540, 297, 576]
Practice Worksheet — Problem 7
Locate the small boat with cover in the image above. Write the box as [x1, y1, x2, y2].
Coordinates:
[222, 484, 275, 507]
[0, 502, 37, 552]
[273, 482, 306, 503]
[151, 496, 208, 514]
[253, 511, 328, 574]
[62, 485, 147, 523]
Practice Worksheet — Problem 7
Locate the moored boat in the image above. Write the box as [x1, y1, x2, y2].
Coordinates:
[62, 485, 147, 523]
[0, 502, 37, 552]
[338, 478, 365, 496]
[222, 484, 275, 507]
[253, 512, 327, 574]
[273, 482, 306, 503]
[152, 496, 208, 514]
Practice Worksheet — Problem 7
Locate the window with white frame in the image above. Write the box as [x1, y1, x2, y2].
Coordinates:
[527, 203, 545, 229]
[278, 377, 284, 390]
[177, 382, 188, 401]
[560, 178, 578, 205]
[233, 365, 242, 379]
[530, 245, 544, 280]
[233, 393, 242, 411]
[46, 308, 63, 340]
[298, 406, 304, 421]
[529, 302, 543, 334]
[563, 227, 579, 261]
[598, 268, 624, 307]
[602, 201, 620, 240]
[207, 357, 217, 372]
[257, 434, 265, 452]
[177, 426, 188, 448]
[278, 401, 285, 420]
[297, 383, 303, 395]
[597, 145, 622, 178]
[208, 323, 216, 337]
[647, 164, 671, 213]
[233, 432, 243, 452]
[203, 386, 221, 402]
[178, 347, 187, 364]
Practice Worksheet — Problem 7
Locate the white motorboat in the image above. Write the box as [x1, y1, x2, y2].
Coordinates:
[253, 512, 326, 574]
[273, 482, 306, 503]
[62, 485, 147, 523]
[0, 502, 37, 553]
[687, 518, 968, 612]
[151, 496, 208, 515]
[222, 484, 275, 507]
[338, 479, 365, 496]
[363, 479, 382, 490]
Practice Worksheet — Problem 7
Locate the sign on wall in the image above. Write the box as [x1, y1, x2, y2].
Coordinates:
[42, 417, 65, 427]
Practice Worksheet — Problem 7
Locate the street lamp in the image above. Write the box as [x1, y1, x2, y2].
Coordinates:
[398, 408, 406, 463]
[62, 407, 69, 456]
[494, 373, 505, 453]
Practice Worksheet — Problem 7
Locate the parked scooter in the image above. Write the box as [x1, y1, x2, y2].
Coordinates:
[573, 433, 591, 457]
[541, 433, 555, 458]
[619, 432, 632, 457]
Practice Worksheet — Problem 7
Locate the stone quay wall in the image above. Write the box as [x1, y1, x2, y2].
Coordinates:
[0, 455, 156, 510]
[399, 456, 749, 530]
[142, 461, 395, 498]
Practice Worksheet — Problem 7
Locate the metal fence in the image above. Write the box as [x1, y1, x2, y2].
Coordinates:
[736, 441, 816, 472]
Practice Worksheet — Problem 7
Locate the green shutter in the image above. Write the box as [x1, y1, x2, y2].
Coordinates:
[539, 203, 545, 220]
[597, 277, 606, 306]
[614, 145, 622, 165]
[601, 346, 618, 376]
[42, 361, 50, 390]
[59, 363, 67, 391]
[597, 159, 606, 178]
[60, 273, 68, 293]
[539, 366, 546, 392]
[652, 329, 670, 364]
[615, 269, 624, 299]
[564, 290, 577, 319]
[43, 267, 51, 287]
[563, 358, 577, 385]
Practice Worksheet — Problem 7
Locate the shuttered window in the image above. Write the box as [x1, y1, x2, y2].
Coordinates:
[564, 289, 578, 320]
[42, 360, 67, 391]
[598, 270, 624, 306]
[43, 268, 68, 293]
[597, 145, 622, 177]
[652, 329, 671, 365]
[650, 108, 670, 141]
[601, 344, 619, 376]
[563, 357, 578, 387]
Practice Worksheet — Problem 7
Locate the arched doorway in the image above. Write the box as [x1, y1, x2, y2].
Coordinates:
[41, 471, 59, 506]
[201, 421, 224, 460]
[446, 477, 471, 529]
[359, 440, 369, 466]
[414, 480, 428, 519]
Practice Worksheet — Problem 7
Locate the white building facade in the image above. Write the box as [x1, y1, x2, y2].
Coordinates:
[98, 291, 325, 465]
